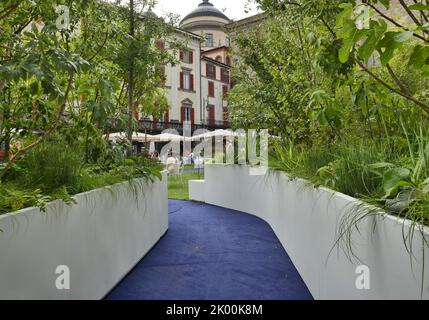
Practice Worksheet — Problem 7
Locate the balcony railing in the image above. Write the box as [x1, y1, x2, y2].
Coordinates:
[138, 120, 230, 134]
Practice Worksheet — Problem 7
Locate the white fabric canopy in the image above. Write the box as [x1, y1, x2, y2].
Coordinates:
[153, 133, 184, 142]
[105, 132, 155, 143]
[191, 129, 243, 141]
[152, 133, 194, 142]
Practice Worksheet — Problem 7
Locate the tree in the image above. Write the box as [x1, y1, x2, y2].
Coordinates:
[0, 0, 179, 178]
[254, 0, 429, 114]
[230, 1, 350, 143]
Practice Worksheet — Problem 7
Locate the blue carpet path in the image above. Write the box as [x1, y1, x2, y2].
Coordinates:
[105, 200, 313, 300]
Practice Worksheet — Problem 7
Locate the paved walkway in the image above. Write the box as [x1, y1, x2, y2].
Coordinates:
[105, 200, 313, 300]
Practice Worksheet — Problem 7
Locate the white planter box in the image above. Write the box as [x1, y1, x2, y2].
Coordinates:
[189, 180, 205, 202]
[199, 164, 429, 300]
[0, 173, 168, 300]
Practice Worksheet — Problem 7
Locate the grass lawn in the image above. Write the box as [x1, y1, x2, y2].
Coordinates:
[168, 170, 204, 200]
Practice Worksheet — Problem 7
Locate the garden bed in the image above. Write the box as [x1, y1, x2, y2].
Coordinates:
[191, 164, 429, 300]
[0, 173, 168, 300]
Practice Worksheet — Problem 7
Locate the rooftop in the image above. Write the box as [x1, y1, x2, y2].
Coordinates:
[180, 0, 230, 26]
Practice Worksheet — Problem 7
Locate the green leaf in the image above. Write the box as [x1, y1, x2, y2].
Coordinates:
[377, 32, 405, 65]
[421, 177, 429, 194]
[368, 162, 395, 169]
[358, 20, 387, 61]
[338, 21, 368, 63]
[336, 3, 354, 27]
[30, 81, 39, 95]
[383, 167, 412, 198]
[394, 31, 413, 42]
[378, 0, 390, 8]
[408, 44, 429, 69]
[408, 3, 429, 11]
[68, 61, 78, 73]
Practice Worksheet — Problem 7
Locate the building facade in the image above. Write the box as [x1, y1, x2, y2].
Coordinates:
[140, 0, 232, 134]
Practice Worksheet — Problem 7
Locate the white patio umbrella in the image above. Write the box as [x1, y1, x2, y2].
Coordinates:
[105, 132, 155, 143]
[132, 132, 157, 143]
[153, 133, 188, 142]
[191, 129, 242, 141]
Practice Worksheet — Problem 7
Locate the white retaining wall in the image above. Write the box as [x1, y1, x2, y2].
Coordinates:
[197, 164, 429, 300]
[189, 180, 205, 202]
[0, 173, 168, 300]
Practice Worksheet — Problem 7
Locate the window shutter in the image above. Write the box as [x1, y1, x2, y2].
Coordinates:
[208, 105, 215, 127]
[223, 108, 229, 127]
[191, 108, 195, 126]
[180, 51, 184, 61]
[156, 40, 165, 50]
[181, 106, 185, 123]
[206, 64, 209, 77]
[209, 81, 214, 97]
[180, 72, 183, 89]
[189, 51, 193, 64]
[190, 74, 194, 91]
[223, 85, 228, 99]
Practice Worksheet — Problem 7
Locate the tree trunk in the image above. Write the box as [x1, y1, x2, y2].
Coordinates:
[127, 0, 135, 157]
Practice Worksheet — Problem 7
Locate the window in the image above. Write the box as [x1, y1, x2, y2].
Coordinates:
[184, 106, 191, 122]
[226, 56, 231, 66]
[155, 40, 165, 50]
[207, 105, 215, 126]
[180, 50, 193, 64]
[223, 107, 229, 124]
[226, 36, 230, 47]
[180, 70, 194, 91]
[159, 65, 166, 86]
[205, 33, 214, 47]
[181, 103, 194, 124]
[208, 81, 215, 97]
[221, 68, 230, 83]
[183, 71, 190, 90]
[222, 85, 228, 99]
[206, 63, 216, 79]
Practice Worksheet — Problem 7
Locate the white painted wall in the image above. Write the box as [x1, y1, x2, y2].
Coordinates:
[181, 16, 229, 49]
[189, 180, 205, 202]
[0, 173, 168, 300]
[198, 164, 429, 300]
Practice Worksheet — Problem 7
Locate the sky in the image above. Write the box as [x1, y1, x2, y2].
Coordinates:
[154, 0, 260, 22]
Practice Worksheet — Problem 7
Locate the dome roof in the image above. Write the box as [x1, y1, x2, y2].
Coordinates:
[180, 0, 230, 26]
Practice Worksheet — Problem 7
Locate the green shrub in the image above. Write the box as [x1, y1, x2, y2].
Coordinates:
[18, 141, 82, 194]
